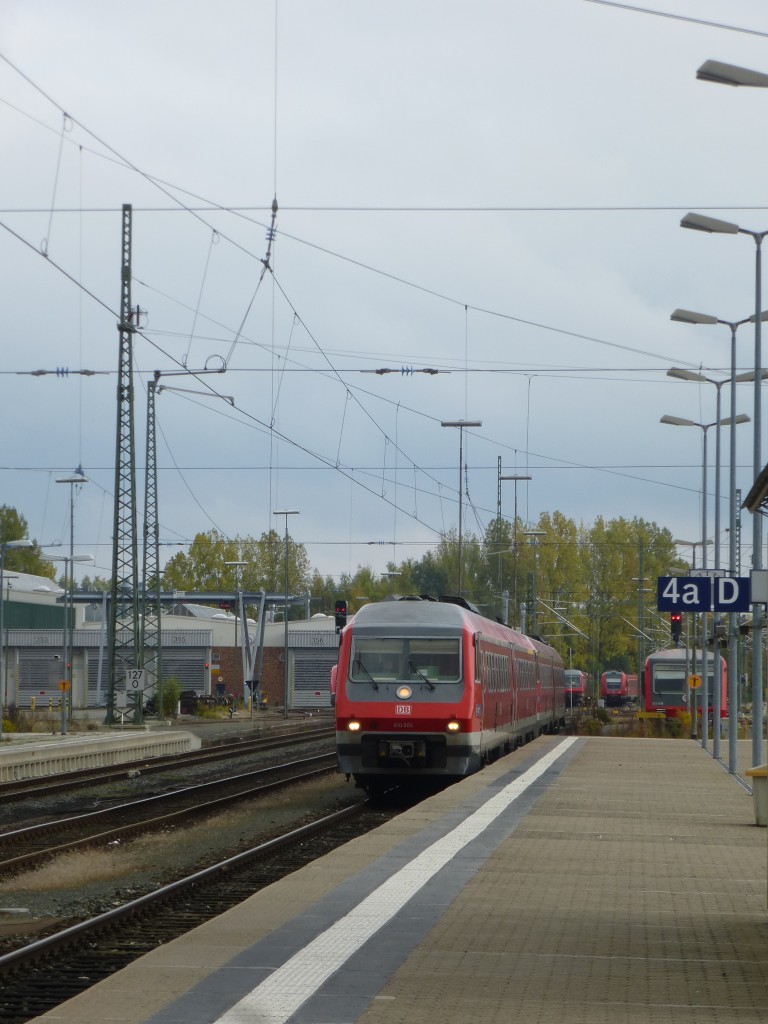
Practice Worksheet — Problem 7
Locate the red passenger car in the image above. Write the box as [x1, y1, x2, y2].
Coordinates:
[334, 596, 565, 795]
[643, 647, 727, 720]
[600, 670, 637, 707]
[564, 669, 588, 708]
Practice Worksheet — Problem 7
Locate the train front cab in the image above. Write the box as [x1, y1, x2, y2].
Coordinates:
[644, 649, 726, 720]
[335, 614, 478, 792]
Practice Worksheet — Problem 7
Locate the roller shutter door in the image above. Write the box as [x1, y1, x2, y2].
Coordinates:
[292, 651, 337, 708]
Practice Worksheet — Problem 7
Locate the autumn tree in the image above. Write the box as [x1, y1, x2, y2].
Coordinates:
[0, 505, 54, 578]
[162, 529, 310, 615]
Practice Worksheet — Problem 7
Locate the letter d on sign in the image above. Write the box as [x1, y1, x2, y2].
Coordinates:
[713, 577, 751, 613]
[718, 578, 739, 606]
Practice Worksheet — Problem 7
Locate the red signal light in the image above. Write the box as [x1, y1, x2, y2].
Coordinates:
[670, 612, 682, 644]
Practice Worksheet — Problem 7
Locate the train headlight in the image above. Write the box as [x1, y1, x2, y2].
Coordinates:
[347, 720, 361, 732]
[396, 685, 412, 699]
[446, 720, 461, 733]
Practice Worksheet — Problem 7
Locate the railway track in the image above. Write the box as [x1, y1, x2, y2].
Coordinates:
[0, 724, 335, 804]
[0, 799, 394, 1024]
[0, 752, 338, 875]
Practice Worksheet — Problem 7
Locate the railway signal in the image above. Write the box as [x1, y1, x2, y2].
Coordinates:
[335, 599, 348, 631]
[670, 611, 682, 645]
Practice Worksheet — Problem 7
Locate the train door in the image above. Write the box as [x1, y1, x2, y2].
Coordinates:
[534, 652, 542, 721]
[472, 633, 484, 729]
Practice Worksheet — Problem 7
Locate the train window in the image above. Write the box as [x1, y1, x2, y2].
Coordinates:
[652, 665, 686, 702]
[408, 639, 461, 683]
[349, 637, 461, 684]
[349, 639, 403, 681]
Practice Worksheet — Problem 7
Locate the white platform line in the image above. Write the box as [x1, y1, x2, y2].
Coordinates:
[217, 736, 578, 1024]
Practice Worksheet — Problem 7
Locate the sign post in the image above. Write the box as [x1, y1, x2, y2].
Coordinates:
[57, 679, 70, 735]
[125, 668, 146, 725]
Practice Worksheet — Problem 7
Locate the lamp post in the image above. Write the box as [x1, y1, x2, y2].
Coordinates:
[441, 419, 482, 598]
[662, 413, 750, 751]
[674, 537, 714, 738]
[500, 474, 532, 627]
[46, 552, 94, 733]
[0, 538, 33, 739]
[55, 469, 88, 727]
[681, 212, 768, 767]
[224, 560, 248, 710]
[669, 311, 768, 768]
[523, 530, 545, 634]
[273, 510, 299, 720]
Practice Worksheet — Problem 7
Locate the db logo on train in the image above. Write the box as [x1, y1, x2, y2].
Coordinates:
[395, 705, 411, 715]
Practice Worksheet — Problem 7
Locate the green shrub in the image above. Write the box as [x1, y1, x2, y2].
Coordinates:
[583, 718, 603, 735]
[1, 717, 17, 735]
[159, 676, 182, 717]
[195, 702, 221, 719]
[594, 708, 611, 725]
[666, 717, 682, 738]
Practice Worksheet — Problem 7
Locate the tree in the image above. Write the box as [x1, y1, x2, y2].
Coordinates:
[0, 505, 54, 578]
[162, 529, 311, 615]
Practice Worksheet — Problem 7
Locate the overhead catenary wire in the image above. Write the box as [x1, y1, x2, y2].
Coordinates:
[0, 44, 749, 561]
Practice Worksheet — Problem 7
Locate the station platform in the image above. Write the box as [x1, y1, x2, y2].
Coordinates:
[27, 735, 768, 1023]
[0, 728, 202, 783]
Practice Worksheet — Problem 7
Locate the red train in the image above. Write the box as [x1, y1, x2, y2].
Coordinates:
[643, 647, 727, 720]
[600, 670, 639, 707]
[564, 669, 589, 708]
[334, 596, 566, 795]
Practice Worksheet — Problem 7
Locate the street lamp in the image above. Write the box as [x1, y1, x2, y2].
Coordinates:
[662, 413, 750, 751]
[273, 510, 299, 720]
[441, 419, 482, 598]
[501, 474, 532, 626]
[224, 560, 248, 709]
[522, 530, 545, 634]
[674, 538, 714, 740]
[46, 553, 94, 732]
[0, 538, 33, 739]
[55, 469, 88, 727]
[697, 61, 768, 88]
[681, 212, 768, 767]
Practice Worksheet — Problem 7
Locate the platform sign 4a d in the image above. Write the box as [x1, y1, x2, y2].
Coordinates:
[657, 575, 751, 613]
[657, 576, 712, 613]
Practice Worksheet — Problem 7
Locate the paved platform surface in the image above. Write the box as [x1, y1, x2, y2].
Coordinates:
[28, 735, 768, 1024]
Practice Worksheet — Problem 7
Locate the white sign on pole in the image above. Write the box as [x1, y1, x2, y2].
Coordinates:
[126, 668, 146, 690]
[751, 569, 768, 605]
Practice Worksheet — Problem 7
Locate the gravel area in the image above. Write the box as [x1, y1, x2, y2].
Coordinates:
[0, 769, 362, 945]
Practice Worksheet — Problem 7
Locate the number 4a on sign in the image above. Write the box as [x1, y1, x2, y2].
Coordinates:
[660, 576, 710, 607]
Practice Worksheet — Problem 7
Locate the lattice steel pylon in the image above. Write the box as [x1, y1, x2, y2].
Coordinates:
[140, 371, 163, 719]
[106, 204, 141, 723]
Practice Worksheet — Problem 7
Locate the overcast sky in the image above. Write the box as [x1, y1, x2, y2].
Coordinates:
[3, 1, 768, 587]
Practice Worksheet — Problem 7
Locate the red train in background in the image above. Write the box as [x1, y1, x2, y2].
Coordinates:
[564, 669, 589, 708]
[334, 595, 566, 795]
[600, 670, 639, 707]
[643, 647, 727, 720]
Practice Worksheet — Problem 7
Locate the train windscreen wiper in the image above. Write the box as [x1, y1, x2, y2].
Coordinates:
[354, 656, 379, 689]
[409, 659, 435, 691]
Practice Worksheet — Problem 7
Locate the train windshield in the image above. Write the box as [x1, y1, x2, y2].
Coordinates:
[652, 662, 716, 702]
[349, 637, 461, 683]
[652, 665, 687, 702]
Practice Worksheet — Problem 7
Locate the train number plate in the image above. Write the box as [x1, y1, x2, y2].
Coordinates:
[395, 704, 411, 714]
